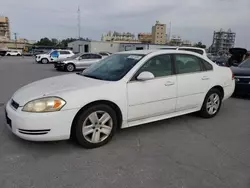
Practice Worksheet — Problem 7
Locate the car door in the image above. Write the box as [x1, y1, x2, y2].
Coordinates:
[127, 54, 177, 122]
[78, 54, 92, 68]
[59, 51, 69, 59]
[174, 54, 211, 111]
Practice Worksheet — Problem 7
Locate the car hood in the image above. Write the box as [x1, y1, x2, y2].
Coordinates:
[12, 74, 108, 105]
[231, 66, 250, 76]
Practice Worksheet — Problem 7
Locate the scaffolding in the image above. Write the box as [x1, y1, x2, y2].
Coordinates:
[210, 29, 236, 54]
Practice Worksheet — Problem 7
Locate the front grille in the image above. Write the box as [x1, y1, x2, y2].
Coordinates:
[235, 76, 250, 84]
[11, 99, 19, 109]
[18, 129, 50, 135]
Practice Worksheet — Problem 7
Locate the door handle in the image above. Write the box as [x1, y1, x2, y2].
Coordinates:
[202, 76, 210, 80]
[165, 81, 175, 86]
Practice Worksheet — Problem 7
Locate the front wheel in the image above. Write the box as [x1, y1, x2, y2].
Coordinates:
[199, 89, 222, 118]
[65, 63, 75, 72]
[73, 104, 117, 148]
[41, 58, 49, 64]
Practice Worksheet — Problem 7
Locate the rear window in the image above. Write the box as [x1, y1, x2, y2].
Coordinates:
[179, 48, 204, 55]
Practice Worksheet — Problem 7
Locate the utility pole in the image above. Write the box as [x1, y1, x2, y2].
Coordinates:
[77, 6, 81, 39]
[169, 22, 172, 42]
[14, 32, 18, 49]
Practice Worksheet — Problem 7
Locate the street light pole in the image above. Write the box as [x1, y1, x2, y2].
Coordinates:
[14, 32, 18, 49]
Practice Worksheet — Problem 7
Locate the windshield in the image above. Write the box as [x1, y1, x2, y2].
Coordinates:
[81, 54, 145, 81]
[68, 53, 81, 59]
[239, 58, 250, 68]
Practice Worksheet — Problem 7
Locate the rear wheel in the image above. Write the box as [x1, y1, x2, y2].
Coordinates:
[199, 88, 222, 118]
[73, 104, 117, 148]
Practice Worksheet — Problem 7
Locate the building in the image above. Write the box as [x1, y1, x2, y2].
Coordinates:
[0, 38, 36, 50]
[169, 35, 182, 46]
[0, 16, 10, 41]
[152, 21, 167, 44]
[138, 33, 152, 43]
[210, 29, 236, 54]
[68, 40, 120, 53]
[101, 31, 137, 42]
[68, 40, 175, 53]
[182, 40, 192, 46]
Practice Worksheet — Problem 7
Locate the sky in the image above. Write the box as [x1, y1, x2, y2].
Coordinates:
[1, 0, 250, 49]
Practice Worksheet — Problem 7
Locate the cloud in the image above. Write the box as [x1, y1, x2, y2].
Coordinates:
[0, 0, 249, 49]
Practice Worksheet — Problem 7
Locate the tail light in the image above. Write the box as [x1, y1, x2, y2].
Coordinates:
[231, 69, 234, 80]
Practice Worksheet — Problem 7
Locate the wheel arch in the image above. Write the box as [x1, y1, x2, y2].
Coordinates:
[210, 85, 224, 99]
[70, 100, 123, 137]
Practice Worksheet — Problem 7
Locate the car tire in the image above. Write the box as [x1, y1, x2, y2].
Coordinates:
[73, 104, 117, 149]
[17, 54, 21, 56]
[199, 88, 222, 118]
[6, 54, 10, 56]
[41, 58, 49, 64]
[65, 63, 75, 72]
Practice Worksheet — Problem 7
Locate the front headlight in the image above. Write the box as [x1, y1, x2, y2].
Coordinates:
[22, 97, 66, 112]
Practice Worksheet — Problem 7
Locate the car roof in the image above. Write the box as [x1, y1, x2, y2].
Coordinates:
[118, 50, 158, 55]
[56, 49, 72, 51]
[117, 49, 206, 57]
[178, 46, 206, 51]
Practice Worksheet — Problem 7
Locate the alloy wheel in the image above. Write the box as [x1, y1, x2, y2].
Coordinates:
[206, 93, 220, 115]
[82, 111, 113, 143]
[67, 64, 74, 72]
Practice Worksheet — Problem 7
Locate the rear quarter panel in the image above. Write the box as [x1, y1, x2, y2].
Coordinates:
[211, 65, 235, 99]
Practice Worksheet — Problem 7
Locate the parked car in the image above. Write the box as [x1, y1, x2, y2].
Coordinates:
[5, 51, 22, 56]
[231, 58, 250, 95]
[5, 50, 235, 148]
[54, 53, 104, 72]
[99, 52, 112, 57]
[228, 48, 248, 67]
[214, 56, 229, 66]
[35, 49, 74, 64]
[0, 50, 7, 56]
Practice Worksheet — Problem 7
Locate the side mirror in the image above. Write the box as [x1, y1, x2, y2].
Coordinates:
[137, 71, 155, 81]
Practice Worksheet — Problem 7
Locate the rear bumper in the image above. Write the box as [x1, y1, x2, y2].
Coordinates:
[223, 80, 235, 100]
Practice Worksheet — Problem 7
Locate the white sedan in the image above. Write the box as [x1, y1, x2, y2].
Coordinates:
[5, 50, 235, 148]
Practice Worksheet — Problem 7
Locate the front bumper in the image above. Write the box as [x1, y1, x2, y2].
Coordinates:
[5, 100, 79, 141]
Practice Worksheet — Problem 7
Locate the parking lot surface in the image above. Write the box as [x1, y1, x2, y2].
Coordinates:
[0, 57, 250, 188]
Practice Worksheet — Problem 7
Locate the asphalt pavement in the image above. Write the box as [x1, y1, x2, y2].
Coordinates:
[0, 57, 250, 188]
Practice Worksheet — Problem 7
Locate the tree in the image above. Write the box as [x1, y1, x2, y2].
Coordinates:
[34, 37, 91, 47]
[193, 41, 206, 49]
[35, 37, 57, 46]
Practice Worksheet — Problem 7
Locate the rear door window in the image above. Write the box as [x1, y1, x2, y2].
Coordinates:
[175, 54, 203, 74]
